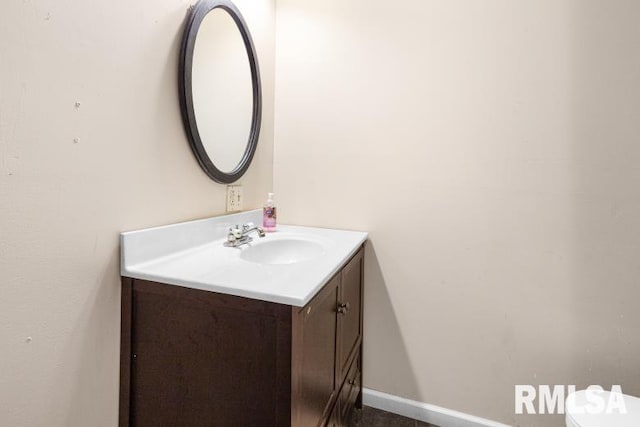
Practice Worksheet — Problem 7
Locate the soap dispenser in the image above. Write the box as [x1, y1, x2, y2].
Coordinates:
[263, 192, 277, 232]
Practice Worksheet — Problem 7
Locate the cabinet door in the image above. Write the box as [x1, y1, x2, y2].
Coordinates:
[337, 249, 363, 383]
[292, 274, 340, 427]
[126, 280, 292, 427]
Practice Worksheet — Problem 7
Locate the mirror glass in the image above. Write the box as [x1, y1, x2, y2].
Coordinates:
[179, 0, 261, 184]
[192, 9, 252, 173]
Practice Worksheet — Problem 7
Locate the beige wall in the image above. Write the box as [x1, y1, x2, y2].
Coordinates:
[274, 1, 640, 425]
[3, 0, 640, 425]
[0, 0, 274, 425]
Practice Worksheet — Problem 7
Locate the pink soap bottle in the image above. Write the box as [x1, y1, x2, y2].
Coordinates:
[263, 192, 277, 232]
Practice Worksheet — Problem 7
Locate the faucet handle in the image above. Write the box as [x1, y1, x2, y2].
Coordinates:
[243, 222, 255, 231]
[229, 224, 243, 239]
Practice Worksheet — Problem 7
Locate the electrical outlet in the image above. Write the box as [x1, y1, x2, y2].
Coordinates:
[226, 185, 243, 212]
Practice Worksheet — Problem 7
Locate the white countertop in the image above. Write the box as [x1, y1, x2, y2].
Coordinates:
[120, 210, 368, 306]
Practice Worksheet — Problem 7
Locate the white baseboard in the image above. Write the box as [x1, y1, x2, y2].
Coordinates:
[362, 388, 512, 427]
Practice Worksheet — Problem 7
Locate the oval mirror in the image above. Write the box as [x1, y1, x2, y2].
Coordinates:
[179, 0, 261, 183]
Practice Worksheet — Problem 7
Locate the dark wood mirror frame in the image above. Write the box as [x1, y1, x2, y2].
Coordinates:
[179, 0, 262, 184]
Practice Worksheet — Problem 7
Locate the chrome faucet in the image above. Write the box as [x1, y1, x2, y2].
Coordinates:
[224, 223, 266, 247]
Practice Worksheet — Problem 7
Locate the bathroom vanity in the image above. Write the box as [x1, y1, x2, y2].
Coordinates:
[119, 210, 367, 427]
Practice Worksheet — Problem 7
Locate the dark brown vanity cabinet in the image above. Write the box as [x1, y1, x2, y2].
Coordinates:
[120, 246, 364, 427]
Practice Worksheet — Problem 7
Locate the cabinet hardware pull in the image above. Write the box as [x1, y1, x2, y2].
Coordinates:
[337, 302, 350, 314]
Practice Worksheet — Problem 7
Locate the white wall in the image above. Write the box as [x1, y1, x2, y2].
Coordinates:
[274, 1, 640, 425]
[0, 0, 274, 425]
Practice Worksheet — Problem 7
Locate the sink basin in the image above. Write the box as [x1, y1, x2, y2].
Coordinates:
[240, 238, 326, 265]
